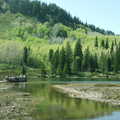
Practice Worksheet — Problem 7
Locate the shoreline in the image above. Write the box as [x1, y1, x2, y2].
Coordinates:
[0, 83, 44, 120]
[51, 83, 120, 107]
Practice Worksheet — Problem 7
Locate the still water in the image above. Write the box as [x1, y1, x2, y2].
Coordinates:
[12, 78, 120, 120]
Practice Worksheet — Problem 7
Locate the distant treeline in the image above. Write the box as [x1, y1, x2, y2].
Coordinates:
[48, 38, 120, 76]
[0, 0, 115, 35]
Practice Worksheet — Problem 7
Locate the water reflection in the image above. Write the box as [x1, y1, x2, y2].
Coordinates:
[11, 78, 120, 120]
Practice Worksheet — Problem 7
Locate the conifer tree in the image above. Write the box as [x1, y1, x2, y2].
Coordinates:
[114, 52, 119, 73]
[63, 62, 69, 76]
[83, 47, 90, 71]
[101, 39, 104, 48]
[74, 39, 83, 71]
[105, 37, 109, 49]
[41, 62, 46, 76]
[95, 36, 98, 47]
[72, 60, 78, 75]
[115, 39, 117, 46]
[90, 54, 94, 72]
[94, 53, 98, 70]
[100, 51, 106, 73]
[107, 54, 111, 72]
[54, 48, 59, 71]
[110, 42, 114, 53]
[22, 66, 26, 75]
[23, 46, 28, 65]
[49, 49, 54, 62]
[57, 47, 66, 75]
[65, 41, 73, 74]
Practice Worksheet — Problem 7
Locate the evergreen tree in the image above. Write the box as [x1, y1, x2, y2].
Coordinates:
[72, 60, 78, 75]
[57, 46, 66, 75]
[90, 54, 94, 72]
[95, 36, 98, 47]
[105, 37, 109, 49]
[83, 47, 90, 71]
[65, 41, 73, 74]
[115, 39, 117, 46]
[110, 42, 114, 53]
[101, 39, 104, 48]
[107, 54, 111, 72]
[114, 51, 119, 73]
[23, 46, 28, 65]
[54, 48, 59, 72]
[74, 39, 83, 71]
[41, 62, 46, 76]
[50, 48, 59, 75]
[94, 53, 98, 70]
[22, 66, 26, 75]
[49, 49, 54, 62]
[63, 62, 69, 76]
[100, 51, 107, 73]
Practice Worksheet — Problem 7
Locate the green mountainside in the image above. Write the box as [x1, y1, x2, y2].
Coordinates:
[0, 0, 120, 77]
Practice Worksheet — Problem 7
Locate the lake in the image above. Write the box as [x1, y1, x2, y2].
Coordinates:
[12, 78, 120, 120]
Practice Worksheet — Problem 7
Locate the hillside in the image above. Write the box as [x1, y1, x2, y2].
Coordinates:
[0, 0, 120, 77]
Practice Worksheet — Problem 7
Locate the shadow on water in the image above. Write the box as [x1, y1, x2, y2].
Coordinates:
[11, 78, 120, 120]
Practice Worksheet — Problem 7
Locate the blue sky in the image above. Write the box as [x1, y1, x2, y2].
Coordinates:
[41, 0, 120, 34]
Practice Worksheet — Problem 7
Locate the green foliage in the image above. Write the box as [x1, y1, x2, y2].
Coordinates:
[95, 36, 98, 47]
[22, 66, 26, 75]
[0, 1, 120, 77]
[101, 39, 104, 48]
[105, 37, 109, 49]
[74, 39, 83, 71]
[41, 62, 46, 76]
[49, 49, 54, 62]
[65, 41, 73, 74]
[72, 60, 78, 75]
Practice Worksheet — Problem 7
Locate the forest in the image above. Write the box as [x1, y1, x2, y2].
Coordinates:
[0, 0, 120, 77]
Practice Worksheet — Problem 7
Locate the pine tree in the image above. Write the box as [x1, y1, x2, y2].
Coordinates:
[50, 48, 59, 75]
[94, 53, 98, 70]
[100, 51, 106, 73]
[54, 48, 59, 71]
[23, 46, 28, 65]
[63, 62, 69, 76]
[115, 39, 117, 46]
[57, 47, 66, 75]
[105, 37, 109, 49]
[41, 62, 46, 76]
[65, 41, 73, 74]
[49, 49, 54, 62]
[110, 42, 114, 53]
[101, 39, 104, 48]
[83, 47, 90, 71]
[90, 54, 94, 72]
[107, 54, 111, 72]
[22, 66, 26, 75]
[95, 36, 98, 47]
[114, 52, 119, 73]
[74, 39, 83, 71]
[72, 60, 78, 75]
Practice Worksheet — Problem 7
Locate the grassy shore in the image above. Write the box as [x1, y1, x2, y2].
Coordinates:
[0, 83, 44, 120]
[51, 83, 120, 107]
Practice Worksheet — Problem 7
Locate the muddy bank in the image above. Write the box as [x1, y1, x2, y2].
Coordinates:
[51, 83, 120, 107]
[0, 83, 44, 120]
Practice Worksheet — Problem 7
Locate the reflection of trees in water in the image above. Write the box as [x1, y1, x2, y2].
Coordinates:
[94, 101, 98, 111]
[101, 102, 105, 109]
[49, 88, 54, 102]
[74, 98, 82, 109]
[66, 96, 72, 108]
